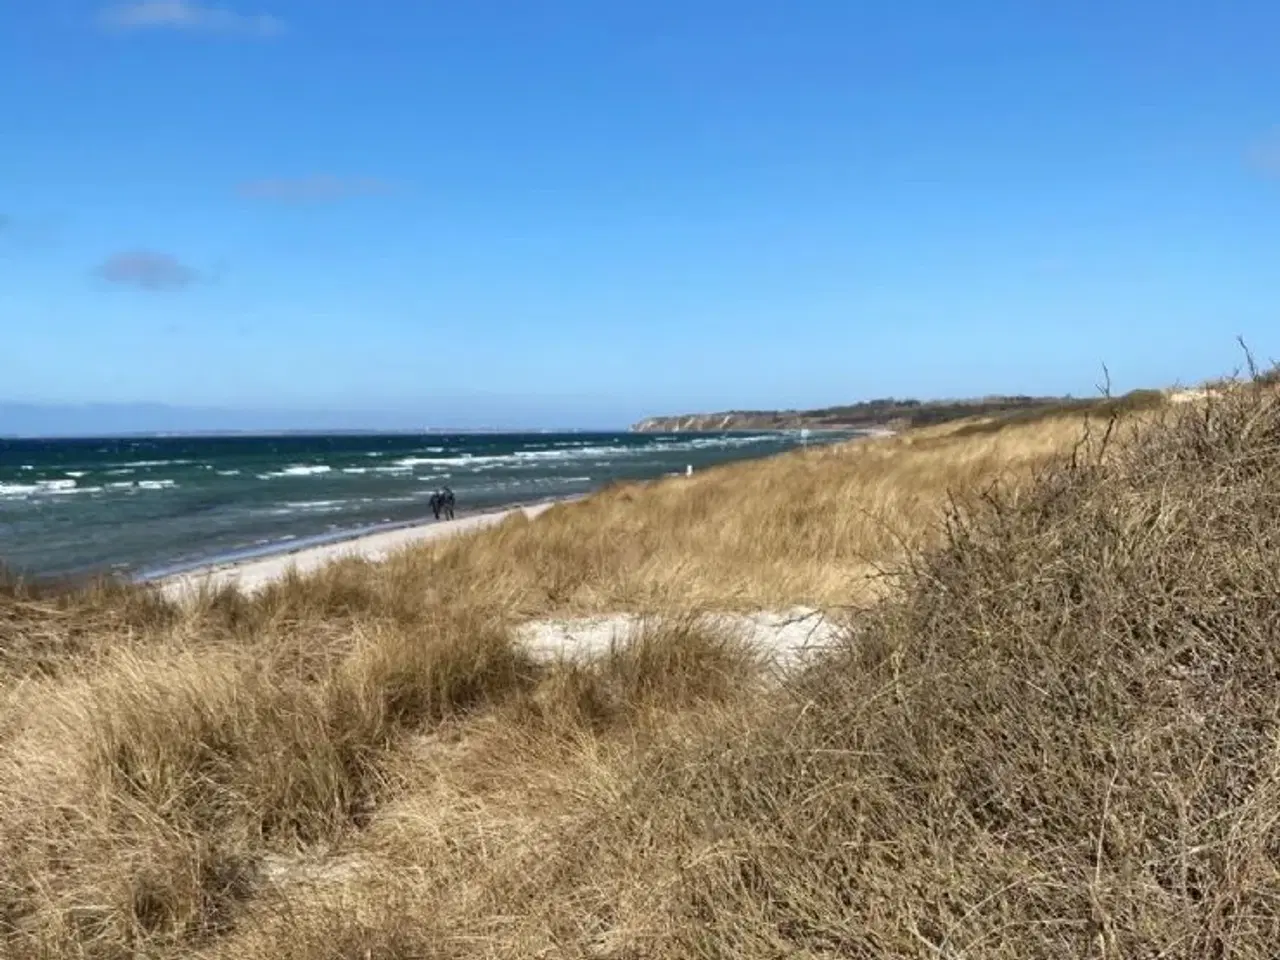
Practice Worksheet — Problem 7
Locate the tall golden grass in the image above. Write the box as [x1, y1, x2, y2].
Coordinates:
[5, 381, 1278, 957]
[189, 402, 1121, 630]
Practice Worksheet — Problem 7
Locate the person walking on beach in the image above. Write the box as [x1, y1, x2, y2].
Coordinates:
[441, 486, 456, 520]
[429, 491, 442, 521]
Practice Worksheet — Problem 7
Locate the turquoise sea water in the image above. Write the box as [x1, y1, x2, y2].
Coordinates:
[0, 431, 848, 580]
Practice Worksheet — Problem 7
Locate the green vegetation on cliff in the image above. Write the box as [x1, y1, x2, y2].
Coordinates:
[632, 389, 1173, 433]
[632, 394, 1068, 432]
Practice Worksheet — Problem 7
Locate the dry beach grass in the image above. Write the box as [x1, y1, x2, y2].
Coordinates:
[323, 400, 1142, 619]
[3, 377, 1279, 957]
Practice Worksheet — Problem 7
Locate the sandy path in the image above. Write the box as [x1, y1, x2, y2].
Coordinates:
[159, 500, 566, 600]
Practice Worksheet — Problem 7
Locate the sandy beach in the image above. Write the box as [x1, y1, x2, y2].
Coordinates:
[157, 499, 571, 600]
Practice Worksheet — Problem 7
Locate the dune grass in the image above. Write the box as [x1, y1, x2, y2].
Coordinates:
[3, 380, 1278, 957]
[180, 399, 1120, 630]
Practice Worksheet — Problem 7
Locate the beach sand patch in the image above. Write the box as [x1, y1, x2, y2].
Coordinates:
[515, 607, 841, 668]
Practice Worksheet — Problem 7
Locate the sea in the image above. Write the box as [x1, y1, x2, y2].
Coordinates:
[0, 430, 846, 581]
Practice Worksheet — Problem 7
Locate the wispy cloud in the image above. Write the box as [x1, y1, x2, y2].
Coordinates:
[98, 1, 285, 38]
[236, 176, 398, 203]
[96, 251, 199, 291]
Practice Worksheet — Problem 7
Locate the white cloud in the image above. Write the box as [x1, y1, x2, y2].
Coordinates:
[99, 1, 285, 38]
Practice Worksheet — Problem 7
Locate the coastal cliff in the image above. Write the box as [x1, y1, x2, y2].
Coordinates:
[631, 395, 1069, 433]
[631, 412, 820, 433]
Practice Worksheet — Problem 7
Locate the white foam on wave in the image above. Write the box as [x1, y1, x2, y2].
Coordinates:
[39, 478, 75, 492]
[343, 465, 419, 475]
[387, 445, 640, 471]
[216, 470, 241, 477]
[392, 456, 454, 468]
[0, 479, 102, 499]
[282, 464, 332, 477]
[396, 452, 549, 468]
[1, 483, 43, 498]
[509, 440, 764, 465]
[65, 471, 88, 478]
[258, 464, 332, 479]
[345, 465, 440, 478]
[513, 446, 617, 461]
[686, 434, 776, 450]
[283, 500, 347, 510]
[107, 479, 178, 491]
[112, 459, 193, 469]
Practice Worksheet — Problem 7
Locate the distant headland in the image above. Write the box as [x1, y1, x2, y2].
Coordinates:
[630, 394, 1078, 433]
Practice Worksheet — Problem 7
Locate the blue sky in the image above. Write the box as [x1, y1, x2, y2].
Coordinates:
[3, 0, 1279, 430]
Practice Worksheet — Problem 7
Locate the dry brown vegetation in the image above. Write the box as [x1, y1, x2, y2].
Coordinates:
[272, 404, 1125, 621]
[3, 377, 1279, 958]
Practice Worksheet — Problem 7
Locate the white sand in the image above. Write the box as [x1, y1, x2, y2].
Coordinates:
[516, 607, 842, 669]
[158, 500, 568, 601]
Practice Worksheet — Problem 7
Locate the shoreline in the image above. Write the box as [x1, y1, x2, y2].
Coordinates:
[155, 495, 580, 600]
[6, 429, 844, 588]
